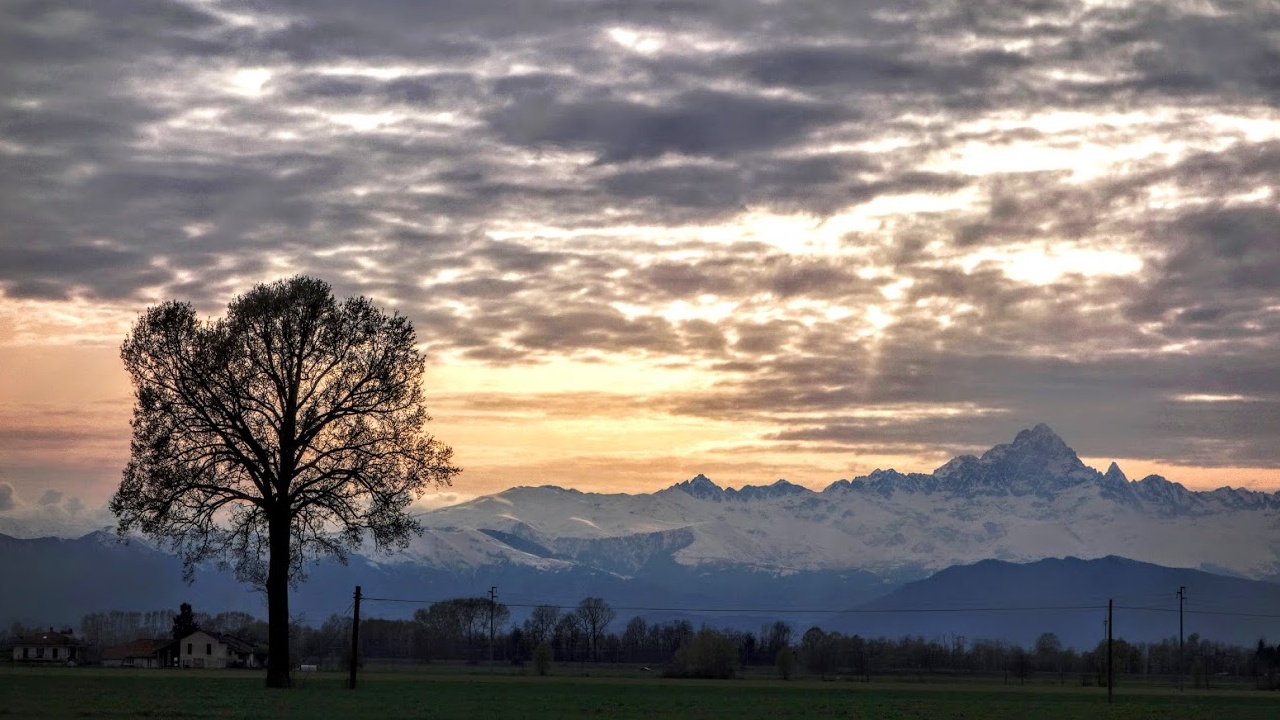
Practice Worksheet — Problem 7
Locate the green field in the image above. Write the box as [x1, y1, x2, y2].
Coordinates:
[1, 666, 1276, 720]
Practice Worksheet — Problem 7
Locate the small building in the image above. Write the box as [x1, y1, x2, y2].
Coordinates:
[12, 628, 86, 665]
[102, 638, 177, 668]
[177, 630, 259, 669]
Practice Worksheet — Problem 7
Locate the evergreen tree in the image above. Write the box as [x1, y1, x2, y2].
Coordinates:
[172, 602, 200, 640]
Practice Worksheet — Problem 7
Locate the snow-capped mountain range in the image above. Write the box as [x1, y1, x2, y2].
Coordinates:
[400, 424, 1280, 582]
[5, 424, 1280, 643]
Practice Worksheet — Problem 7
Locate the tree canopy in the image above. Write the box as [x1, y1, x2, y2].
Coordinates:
[111, 276, 459, 687]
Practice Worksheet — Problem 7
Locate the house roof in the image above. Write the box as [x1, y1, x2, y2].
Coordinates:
[16, 630, 80, 646]
[210, 632, 255, 654]
[102, 638, 174, 660]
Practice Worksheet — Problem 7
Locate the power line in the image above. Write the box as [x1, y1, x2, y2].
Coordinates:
[361, 595, 1108, 615]
[356, 594, 1280, 620]
[1116, 604, 1280, 619]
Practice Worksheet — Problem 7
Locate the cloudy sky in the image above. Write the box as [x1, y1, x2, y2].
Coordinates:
[3, 0, 1280, 528]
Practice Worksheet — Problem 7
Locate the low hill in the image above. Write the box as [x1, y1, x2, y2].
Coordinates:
[839, 555, 1280, 648]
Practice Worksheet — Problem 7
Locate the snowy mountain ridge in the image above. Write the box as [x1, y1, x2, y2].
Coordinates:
[404, 424, 1280, 582]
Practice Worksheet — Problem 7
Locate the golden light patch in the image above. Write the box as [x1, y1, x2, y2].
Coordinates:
[0, 298, 136, 347]
[606, 27, 667, 55]
[1172, 394, 1254, 403]
[959, 242, 1144, 286]
[1080, 457, 1280, 491]
[227, 68, 272, 97]
[326, 111, 404, 132]
[426, 356, 710, 395]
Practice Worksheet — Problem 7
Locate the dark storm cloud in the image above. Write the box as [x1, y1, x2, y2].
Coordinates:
[1124, 200, 1280, 346]
[766, 416, 1021, 462]
[279, 71, 485, 107]
[513, 308, 683, 354]
[0, 244, 157, 301]
[1123, 7, 1280, 103]
[488, 90, 847, 163]
[599, 155, 970, 221]
[0, 0, 224, 64]
[735, 44, 1029, 96]
[627, 253, 875, 303]
[603, 164, 749, 210]
[1166, 207, 1280, 291]
[259, 17, 489, 64]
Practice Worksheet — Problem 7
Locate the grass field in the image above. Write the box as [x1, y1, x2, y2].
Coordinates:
[1, 666, 1277, 719]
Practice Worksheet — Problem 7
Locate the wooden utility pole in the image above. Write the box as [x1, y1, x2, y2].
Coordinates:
[489, 586, 497, 669]
[348, 586, 362, 689]
[1107, 598, 1113, 704]
[1177, 586, 1186, 691]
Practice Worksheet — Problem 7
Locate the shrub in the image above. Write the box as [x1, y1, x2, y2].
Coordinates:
[664, 628, 738, 679]
[776, 646, 795, 680]
[532, 642, 553, 676]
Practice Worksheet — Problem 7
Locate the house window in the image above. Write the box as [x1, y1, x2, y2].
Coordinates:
[206, 643, 212, 655]
[36, 647, 44, 658]
[52, 648, 59, 660]
[187, 643, 192, 655]
[22, 648, 28, 659]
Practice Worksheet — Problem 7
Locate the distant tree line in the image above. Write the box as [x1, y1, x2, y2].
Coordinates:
[292, 596, 1280, 688]
[7, 600, 1280, 688]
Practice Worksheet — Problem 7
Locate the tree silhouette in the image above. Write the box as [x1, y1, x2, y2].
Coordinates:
[575, 597, 616, 662]
[111, 276, 459, 687]
[523, 604, 561, 650]
[172, 602, 200, 640]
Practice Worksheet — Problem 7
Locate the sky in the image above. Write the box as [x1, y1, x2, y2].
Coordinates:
[3, 0, 1280, 533]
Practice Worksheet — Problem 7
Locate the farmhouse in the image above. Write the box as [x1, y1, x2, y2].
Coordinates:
[102, 638, 178, 668]
[177, 630, 258, 669]
[11, 628, 85, 664]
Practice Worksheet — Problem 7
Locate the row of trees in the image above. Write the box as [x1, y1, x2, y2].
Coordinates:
[73, 608, 270, 651]
[8, 601, 1280, 688]
[326, 596, 619, 664]
[794, 628, 1278, 687]
[280, 595, 1280, 688]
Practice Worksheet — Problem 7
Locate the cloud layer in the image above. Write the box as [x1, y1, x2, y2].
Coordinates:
[3, 0, 1280, 504]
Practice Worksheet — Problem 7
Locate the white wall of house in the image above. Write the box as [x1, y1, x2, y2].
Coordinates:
[177, 631, 256, 669]
[12, 644, 77, 663]
[179, 631, 229, 669]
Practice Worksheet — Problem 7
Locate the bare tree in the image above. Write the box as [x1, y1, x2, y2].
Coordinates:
[621, 616, 647, 663]
[575, 597, 616, 662]
[762, 620, 793, 659]
[553, 612, 585, 663]
[523, 604, 560, 649]
[111, 276, 459, 687]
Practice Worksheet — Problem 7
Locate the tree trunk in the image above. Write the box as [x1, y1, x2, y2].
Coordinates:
[265, 511, 292, 688]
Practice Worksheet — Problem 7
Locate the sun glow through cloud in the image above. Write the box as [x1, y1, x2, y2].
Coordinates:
[960, 245, 1146, 286]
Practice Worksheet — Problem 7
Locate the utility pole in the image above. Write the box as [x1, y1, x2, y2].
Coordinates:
[489, 586, 497, 669]
[1101, 617, 1108, 687]
[348, 585, 362, 690]
[1107, 598, 1113, 704]
[1177, 586, 1186, 692]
